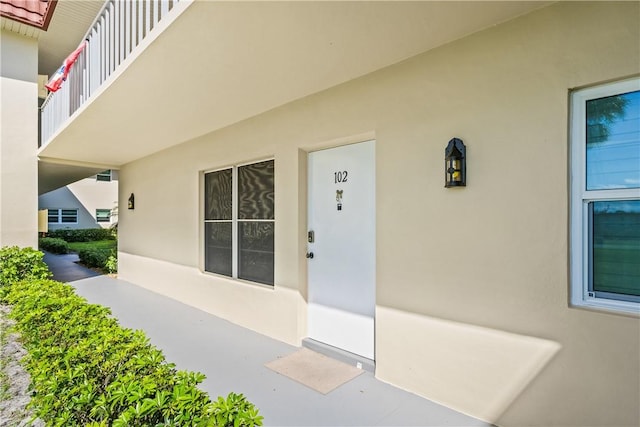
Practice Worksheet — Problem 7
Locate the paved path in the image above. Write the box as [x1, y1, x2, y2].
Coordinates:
[67, 274, 488, 427]
[42, 251, 100, 282]
[43, 251, 488, 426]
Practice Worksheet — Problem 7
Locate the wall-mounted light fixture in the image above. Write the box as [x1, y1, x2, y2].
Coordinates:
[445, 138, 466, 188]
[128, 193, 135, 210]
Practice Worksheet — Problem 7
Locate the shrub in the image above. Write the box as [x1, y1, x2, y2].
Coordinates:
[48, 228, 116, 242]
[38, 237, 70, 254]
[4, 278, 263, 426]
[105, 250, 118, 274]
[5, 279, 199, 425]
[208, 392, 264, 427]
[78, 247, 111, 269]
[0, 246, 50, 290]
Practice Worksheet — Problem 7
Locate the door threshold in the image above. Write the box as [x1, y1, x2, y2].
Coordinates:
[302, 338, 375, 373]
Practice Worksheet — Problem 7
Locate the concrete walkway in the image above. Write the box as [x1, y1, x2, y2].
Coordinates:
[42, 251, 100, 282]
[44, 254, 488, 426]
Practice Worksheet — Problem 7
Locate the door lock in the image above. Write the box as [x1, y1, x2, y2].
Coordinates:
[306, 252, 314, 259]
[308, 230, 314, 243]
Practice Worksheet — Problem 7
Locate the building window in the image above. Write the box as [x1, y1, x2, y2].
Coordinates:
[570, 78, 640, 315]
[96, 209, 111, 223]
[204, 159, 275, 286]
[47, 208, 78, 224]
[96, 170, 112, 182]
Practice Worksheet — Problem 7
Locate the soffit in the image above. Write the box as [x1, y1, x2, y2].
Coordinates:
[1, 15, 40, 37]
[37, 0, 104, 77]
[39, 1, 553, 167]
[38, 159, 113, 195]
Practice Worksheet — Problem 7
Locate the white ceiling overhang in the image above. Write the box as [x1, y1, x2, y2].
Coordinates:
[38, 1, 552, 170]
[38, 159, 114, 195]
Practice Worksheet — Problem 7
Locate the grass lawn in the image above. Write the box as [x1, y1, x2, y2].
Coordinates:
[67, 240, 117, 253]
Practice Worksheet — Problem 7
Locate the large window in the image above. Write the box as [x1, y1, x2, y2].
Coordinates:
[570, 78, 640, 314]
[204, 160, 275, 286]
[48, 208, 78, 224]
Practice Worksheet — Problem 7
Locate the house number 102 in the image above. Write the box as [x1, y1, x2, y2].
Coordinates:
[334, 171, 348, 183]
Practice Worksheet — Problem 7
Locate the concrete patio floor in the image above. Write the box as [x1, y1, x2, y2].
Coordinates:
[44, 254, 489, 426]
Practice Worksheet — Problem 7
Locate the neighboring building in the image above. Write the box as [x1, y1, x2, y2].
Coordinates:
[38, 170, 118, 230]
[2, 2, 639, 426]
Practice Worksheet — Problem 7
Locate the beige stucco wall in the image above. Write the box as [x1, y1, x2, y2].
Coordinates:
[0, 30, 38, 248]
[38, 171, 119, 229]
[118, 3, 639, 426]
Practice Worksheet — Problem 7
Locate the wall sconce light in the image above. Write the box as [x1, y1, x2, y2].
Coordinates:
[128, 193, 135, 210]
[445, 138, 466, 188]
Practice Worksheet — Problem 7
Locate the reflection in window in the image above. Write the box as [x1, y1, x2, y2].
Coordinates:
[96, 209, 111, 223]
[591, 200, 640, 300]
[586, 91, 640, 190]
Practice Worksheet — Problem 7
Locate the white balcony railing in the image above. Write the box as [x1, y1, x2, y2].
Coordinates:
[40, 0, 182, 147]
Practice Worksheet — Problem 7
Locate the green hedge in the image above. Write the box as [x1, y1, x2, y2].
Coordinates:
[78, 247, 111, 268]
[47, 228, 116, 242]
[0, 246, 50, 295]
[0, 246, 262, 427]
[77, 248, 118, 274]
[38, 237, 70, 254]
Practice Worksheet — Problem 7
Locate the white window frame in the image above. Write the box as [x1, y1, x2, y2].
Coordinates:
[96, 170, 112, 182]
[47, 208, 79, 224]
[570, 77, 640, 315]
[96, 209, 111, 223]
[203, 158, 275, 286]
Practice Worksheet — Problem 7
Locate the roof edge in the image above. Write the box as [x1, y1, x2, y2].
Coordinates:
[0, 0, 57, 31]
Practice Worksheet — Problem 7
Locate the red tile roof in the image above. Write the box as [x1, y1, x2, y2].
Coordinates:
[1, 0, 57, 31]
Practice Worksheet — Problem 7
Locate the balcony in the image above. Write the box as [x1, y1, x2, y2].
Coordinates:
[39, 0, 188, 152]
[38, 1, 549, 170]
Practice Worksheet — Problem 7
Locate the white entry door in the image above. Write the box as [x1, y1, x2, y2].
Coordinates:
[307, 140, 375, 360]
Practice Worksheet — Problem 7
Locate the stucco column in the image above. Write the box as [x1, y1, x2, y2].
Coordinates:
[0, 29, 38, 248]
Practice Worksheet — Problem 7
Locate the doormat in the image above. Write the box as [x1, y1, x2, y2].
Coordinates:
[265, 348, 364, 394]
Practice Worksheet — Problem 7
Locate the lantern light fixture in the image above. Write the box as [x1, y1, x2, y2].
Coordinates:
[128, 193, 135, 210]
[445, 138, 466, 188]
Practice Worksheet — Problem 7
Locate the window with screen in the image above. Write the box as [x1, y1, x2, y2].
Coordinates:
[204, 160, 274, 286]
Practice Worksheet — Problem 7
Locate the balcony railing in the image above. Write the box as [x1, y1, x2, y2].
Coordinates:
[40, 0, 183, 147]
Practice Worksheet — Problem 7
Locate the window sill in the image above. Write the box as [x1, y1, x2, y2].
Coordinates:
[200, 269, 275, 290]
[570, 297, 640, 318]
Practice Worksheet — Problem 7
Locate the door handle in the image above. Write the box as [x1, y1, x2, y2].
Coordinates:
[306, 252, 314, 259]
